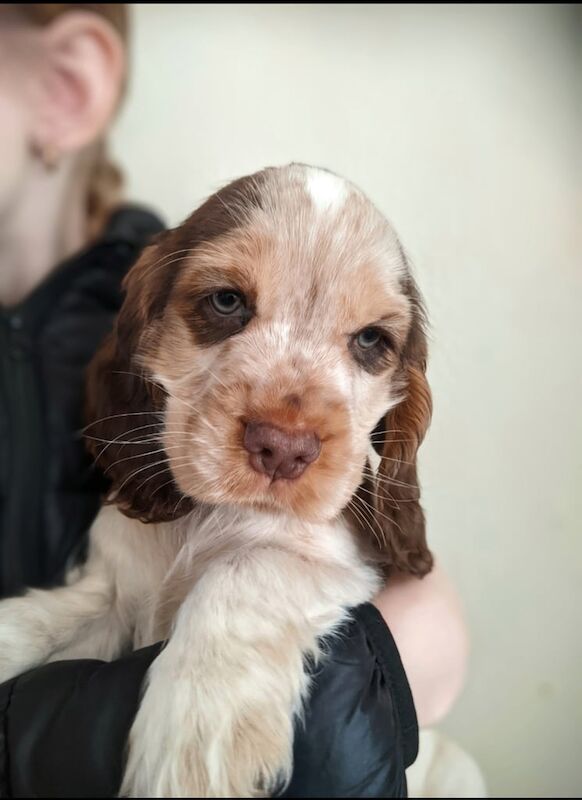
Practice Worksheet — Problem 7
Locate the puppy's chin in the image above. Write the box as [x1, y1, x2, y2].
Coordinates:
[170, 455, 363, 524]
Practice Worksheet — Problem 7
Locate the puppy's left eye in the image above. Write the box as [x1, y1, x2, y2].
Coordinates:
[209, 290, 244, 315]
[355, 327, 382, 350]
[349, 326, 393, 373]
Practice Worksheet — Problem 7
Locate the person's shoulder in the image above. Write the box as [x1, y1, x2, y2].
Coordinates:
[75, 203, 166, 295]
[101, 203, 166, 251]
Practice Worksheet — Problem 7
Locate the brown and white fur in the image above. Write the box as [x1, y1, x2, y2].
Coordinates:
[0, 164, 433, 797]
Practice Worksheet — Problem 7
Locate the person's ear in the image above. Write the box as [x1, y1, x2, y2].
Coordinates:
[31, 11, 125, 162]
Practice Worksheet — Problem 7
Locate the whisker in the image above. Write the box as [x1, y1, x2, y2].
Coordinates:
[357, 483, 396, 508]
[172, 493, 189, 517]
[151, 475, 180, 498]
[81, 410, 164, 433]
[353, 492, 406, 537]
[198, 416, 222, 437]
[367, 438, 416, 446]
[370, 428, 412, 438]
[86, 431, 195, 447]
[362, 467, 419, 491]
[140, 249, 193, 281]
[347, 497, 384, 549]
[115, 456, 187, 495]
[90, 420, 167, 461]
[113, 371, 201, 419]
[359, 483, 418, 505]
[133, 457, 195, 494]
[87, 422, 194, 451]
[104, 444, 187, 474]
[204, 367, 230, 392]
[336, 455, 418, 483]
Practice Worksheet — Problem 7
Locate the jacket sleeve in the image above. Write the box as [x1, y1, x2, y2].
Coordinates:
[0, 604, 417, 799]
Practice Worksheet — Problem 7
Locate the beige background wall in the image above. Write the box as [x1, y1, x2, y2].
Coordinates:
[111, 4, 582, 796]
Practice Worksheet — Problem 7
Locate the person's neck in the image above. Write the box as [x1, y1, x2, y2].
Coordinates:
[0, 155, 89, 308]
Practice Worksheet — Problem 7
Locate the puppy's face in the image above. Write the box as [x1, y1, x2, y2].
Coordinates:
[87, 165, 433, 575]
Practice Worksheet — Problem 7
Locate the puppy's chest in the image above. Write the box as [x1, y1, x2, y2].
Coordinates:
[125, 536, 205, 649]
[131, 558, 196, 649]
[99, 506, 376, 649]
[111, 511, 234, 647]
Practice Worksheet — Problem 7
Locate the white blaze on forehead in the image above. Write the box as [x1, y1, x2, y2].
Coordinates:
[305, 169, 348, 213]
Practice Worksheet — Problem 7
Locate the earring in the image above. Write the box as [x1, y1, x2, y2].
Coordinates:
[41, 143, 61, 171]
[32, 140, 61, 171]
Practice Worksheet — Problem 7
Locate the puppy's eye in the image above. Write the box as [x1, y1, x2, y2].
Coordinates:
[355, 327, 382, 350]
[349, 326, 393, 374]
[209, 290, 244, 315]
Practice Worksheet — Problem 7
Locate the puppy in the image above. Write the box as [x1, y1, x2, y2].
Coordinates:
[0, 164, 433, 797]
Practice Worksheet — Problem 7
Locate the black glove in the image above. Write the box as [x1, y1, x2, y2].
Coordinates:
[0, 603, 417, 798]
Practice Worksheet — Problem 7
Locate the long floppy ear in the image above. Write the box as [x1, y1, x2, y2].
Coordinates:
[352, 274, 434, 577]
[84, 237, 194, 522]
[84, 175, 268, 521]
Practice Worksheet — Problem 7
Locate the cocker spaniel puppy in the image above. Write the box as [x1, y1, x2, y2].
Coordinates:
[0, 164, 432, 797]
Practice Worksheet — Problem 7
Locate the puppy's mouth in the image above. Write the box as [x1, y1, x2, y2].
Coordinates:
[168, 397, 356, 519]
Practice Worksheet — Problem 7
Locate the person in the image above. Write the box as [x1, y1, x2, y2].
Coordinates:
[0, 4, 468, 796]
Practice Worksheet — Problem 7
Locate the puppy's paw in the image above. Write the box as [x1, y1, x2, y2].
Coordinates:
[121, 650, 297, 797]
[0, 651, 28, 684]
[0, 603, 44, 682]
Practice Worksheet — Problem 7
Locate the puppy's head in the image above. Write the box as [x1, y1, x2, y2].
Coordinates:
[86, 165, 432, 576]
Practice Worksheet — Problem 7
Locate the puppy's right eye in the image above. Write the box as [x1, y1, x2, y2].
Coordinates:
[209, 290, 244, 315]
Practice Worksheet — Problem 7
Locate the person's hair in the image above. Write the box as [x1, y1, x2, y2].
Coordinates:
[12, 4, 129, 239]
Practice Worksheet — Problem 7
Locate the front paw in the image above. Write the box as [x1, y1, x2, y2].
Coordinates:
[0, 652, 28, 684]
[121, 651, 296, 797]
[0, 606, 43, 682]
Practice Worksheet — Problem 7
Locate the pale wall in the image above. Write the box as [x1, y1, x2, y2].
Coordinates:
[111, 5, 582, 796]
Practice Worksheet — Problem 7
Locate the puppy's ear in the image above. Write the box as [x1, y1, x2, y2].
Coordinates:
[84, 238, 194, 522]
[351, 275, 433, 577]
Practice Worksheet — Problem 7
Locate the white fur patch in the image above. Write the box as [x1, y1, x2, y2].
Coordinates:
[306, 169, 347, 212]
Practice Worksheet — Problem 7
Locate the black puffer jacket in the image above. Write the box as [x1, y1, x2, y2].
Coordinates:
[0, 209, 418, 797]
[0, 604, 417, 798]
[0, 207, 164, 596]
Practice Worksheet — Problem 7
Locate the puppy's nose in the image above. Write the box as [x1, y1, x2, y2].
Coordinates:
[244, 422, 321, 481]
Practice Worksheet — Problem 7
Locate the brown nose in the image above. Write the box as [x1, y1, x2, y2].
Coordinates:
[244, 422, 321, 481]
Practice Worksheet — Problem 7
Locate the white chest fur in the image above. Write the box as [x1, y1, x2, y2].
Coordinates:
[86, 504, 379, 650]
